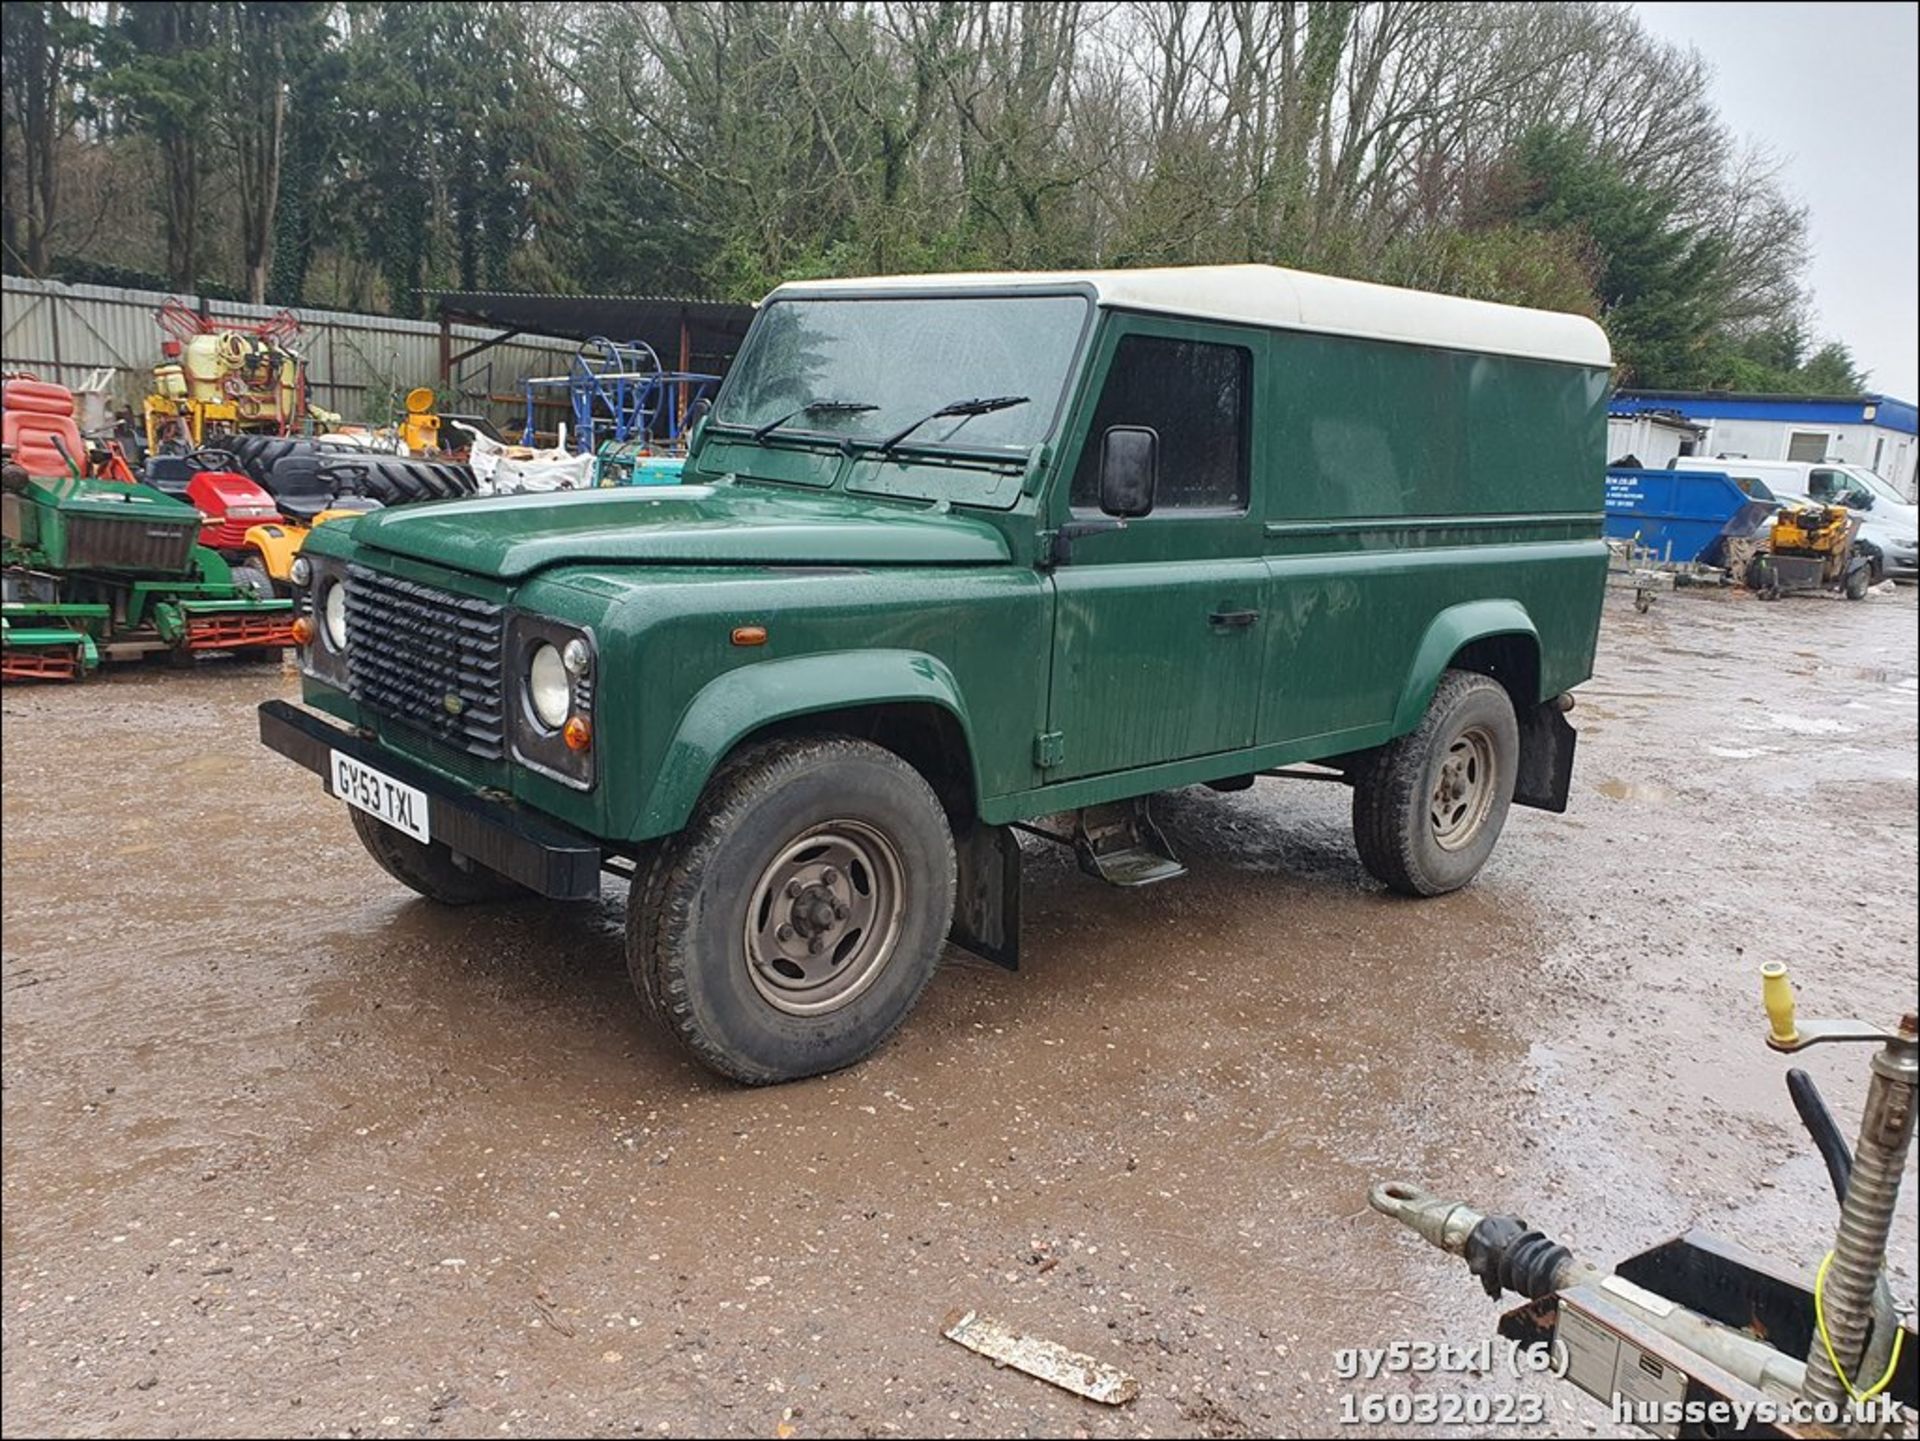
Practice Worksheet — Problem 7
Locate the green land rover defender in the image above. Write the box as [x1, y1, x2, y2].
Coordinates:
[261, 264, 1610, 1083]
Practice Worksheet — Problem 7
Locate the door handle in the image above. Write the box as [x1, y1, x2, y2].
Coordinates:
[1208, 608, 1260, 629]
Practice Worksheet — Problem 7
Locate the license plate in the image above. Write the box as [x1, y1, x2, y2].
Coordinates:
[330, 750, 430, 844]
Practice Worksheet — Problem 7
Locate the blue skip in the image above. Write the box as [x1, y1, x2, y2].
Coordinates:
[1604, 467, 1775, 567]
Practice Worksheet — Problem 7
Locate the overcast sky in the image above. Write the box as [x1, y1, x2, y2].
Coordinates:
[1631, 2, 1918, 400]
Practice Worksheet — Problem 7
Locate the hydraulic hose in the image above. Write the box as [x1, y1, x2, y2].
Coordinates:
[1799, 1024, 1918, 1417]
[1787, 1067, 1853, 1202]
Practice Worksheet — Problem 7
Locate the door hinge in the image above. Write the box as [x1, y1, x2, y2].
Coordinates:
[1034, 730, 1065, 769]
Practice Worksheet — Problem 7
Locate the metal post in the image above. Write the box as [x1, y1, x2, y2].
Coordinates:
[1799, 1019, 1918, 1416]
[678, 313, 692, 433]
[48, 284, 66, 390]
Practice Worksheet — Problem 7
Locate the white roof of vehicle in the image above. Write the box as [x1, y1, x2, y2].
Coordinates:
[771, 264, 1612, 369]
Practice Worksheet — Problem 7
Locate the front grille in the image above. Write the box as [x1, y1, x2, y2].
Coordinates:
[61, 514, 195, 573]
[344, 565, 505, 759]
[200, 518, 257, 549]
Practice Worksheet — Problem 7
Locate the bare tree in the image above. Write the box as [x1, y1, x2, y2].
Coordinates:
[218, 3, 293, 304]
[0, 0, 88, 274]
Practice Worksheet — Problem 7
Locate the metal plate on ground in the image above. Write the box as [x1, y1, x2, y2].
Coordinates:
[941, 1307, 1139, 1405]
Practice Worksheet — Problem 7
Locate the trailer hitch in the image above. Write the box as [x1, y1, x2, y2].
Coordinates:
[1372, 964, 1917, 1436]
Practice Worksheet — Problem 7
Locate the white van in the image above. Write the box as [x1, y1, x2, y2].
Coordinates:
[1673, 456, 1918, 582]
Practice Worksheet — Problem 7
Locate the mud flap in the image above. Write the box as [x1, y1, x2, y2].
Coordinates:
[1514, 700, 1576, 813]
[950, 821, 1020, 971]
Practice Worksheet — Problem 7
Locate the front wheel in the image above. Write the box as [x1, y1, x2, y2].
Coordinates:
[1351, 669, 1519, 897]
[348, 807, 527, 904]
[630, 735, 956, 1084]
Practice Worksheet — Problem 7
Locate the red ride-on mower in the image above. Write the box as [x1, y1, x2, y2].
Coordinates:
[178, 449, 281, 598]
[146, 447, 378, 598]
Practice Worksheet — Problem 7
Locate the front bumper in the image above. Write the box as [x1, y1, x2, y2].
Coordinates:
[258, 699, 602, 898]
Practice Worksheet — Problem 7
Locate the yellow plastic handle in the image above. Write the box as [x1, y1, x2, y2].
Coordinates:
[1761, 961, 1799, 1045]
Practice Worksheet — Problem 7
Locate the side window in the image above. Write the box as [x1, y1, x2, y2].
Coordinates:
[1808, 468, 1842, 500]
[1070, 334, 1250, 511]
[1786, 431, 1829, 463]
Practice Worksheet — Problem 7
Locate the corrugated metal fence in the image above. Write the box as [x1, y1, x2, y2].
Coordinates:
[0, 275, 580, 428]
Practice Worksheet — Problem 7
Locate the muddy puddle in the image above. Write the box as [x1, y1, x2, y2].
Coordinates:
[4, 588, 1916, 1437]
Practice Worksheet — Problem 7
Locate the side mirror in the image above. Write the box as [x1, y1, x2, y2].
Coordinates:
[1099, 425, 1158, 518]
[685, 398, 713, 451]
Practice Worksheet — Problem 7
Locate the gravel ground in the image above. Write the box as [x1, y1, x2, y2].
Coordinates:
[3, 584, 1916, 1439]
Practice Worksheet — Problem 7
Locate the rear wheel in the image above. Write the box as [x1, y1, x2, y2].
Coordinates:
[348, 808, 526, 904]
[1844, 559, 1872, 601]
[1747, 554, 1782, 600]
[629, 735, 956, 1084]
[1352, 669, 1519, 896]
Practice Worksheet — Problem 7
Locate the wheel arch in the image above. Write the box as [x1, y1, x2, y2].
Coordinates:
[631, 649, 982, 841]
[1390, 599, 1541, 736]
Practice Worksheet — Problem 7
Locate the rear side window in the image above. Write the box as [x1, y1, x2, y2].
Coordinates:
[1071, 335, 1250, 511]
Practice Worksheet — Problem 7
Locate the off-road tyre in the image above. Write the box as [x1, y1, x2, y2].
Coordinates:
[629, 735, 956, 1085]
[1352, 669, 1519, 897]
[349, 807, 527, 904]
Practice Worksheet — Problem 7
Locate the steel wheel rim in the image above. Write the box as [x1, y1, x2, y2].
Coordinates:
[743, 820, 906, 1016]
[1430, 724, 1498, 851]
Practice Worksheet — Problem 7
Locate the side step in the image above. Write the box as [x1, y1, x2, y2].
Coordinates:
[1073, 799, 1187, 887]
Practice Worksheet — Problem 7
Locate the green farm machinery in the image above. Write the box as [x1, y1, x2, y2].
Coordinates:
[2, 376, 294, 681]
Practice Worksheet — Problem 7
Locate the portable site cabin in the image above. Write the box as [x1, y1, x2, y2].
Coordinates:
[1612, 389, 1919, 502]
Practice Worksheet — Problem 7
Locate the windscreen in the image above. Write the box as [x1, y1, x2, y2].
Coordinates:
[715, 294, 1090, 451]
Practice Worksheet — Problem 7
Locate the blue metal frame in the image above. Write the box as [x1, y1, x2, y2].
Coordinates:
[520, 337, 721, 453]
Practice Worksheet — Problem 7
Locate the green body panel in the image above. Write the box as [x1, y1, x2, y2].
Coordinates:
[635, 648, 977, 837]
[349, 484, 1013, 578]
[287, 292, 1609, 846]
[1390, 597, 1541, 734]
[4, 474, 203, 574]
[298, 553, 1049, 842]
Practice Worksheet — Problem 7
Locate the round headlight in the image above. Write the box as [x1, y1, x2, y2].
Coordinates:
[562, 637, 591, 676]
[322, 580, 348, 651]
[290, 555, 312, 587]
[528, 643, 571, 729]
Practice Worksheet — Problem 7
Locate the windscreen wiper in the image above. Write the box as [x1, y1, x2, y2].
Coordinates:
[877, 395, 1029, 454]
[751, 399, 878, 442]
